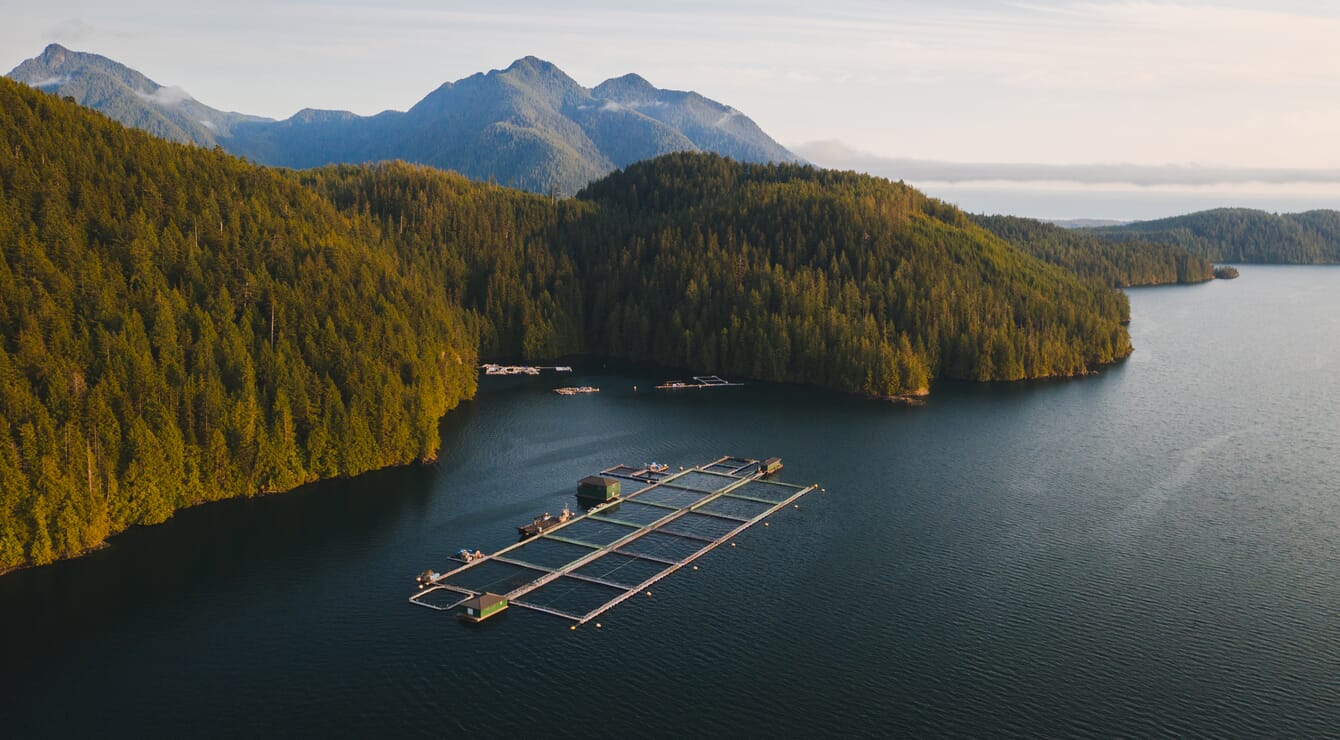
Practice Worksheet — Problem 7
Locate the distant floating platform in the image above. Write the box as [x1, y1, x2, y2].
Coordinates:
[481, 364, 572, 376]
[409, 455, 816, 625]
[655, 375, 744, 390]
[554, 386, 599, 395]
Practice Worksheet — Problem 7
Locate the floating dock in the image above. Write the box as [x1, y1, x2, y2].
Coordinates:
[409, 456, 816, 625]
[655, 375, 744, 390]
[481, 364, 573, 376]
[554, 386, 599, 395]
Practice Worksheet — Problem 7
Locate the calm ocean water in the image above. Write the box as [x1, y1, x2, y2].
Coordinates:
[3, 266, 1339, 737]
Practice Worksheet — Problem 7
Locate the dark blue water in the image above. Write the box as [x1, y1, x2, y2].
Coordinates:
[4, 266, 1339, 737]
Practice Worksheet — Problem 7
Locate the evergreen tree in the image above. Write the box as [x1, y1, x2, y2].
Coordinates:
[0, 82, 1143, 572]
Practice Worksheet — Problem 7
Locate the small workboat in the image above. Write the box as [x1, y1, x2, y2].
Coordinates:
[451, 548, 484, 564]
[518, 505, 574, 538]
[415, 569, 440, 589]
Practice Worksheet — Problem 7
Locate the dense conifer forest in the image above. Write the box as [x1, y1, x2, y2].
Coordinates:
[973, 215, 1213, 287]
[568, 155, 1131, 394]
[300, 163, 589, 361]
[0, 81, 1138, 569]
[1090, 207, 1340, 263]
[0, 81, 478, 569]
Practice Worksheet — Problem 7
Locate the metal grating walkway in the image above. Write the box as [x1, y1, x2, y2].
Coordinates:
[409, 456, 816, 624]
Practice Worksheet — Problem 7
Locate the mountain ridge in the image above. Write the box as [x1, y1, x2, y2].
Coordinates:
[8, 42, 267, 144]
[7, 43, 800, 195]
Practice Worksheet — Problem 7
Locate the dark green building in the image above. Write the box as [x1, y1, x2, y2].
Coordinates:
[459, 593, 508, 623]
[577, 475, 621, 503]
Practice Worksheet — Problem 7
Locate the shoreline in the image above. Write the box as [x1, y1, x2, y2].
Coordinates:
[2, 347, 1134, 575]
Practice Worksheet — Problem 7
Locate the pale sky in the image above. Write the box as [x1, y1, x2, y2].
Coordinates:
[5, 0, 1339, 219]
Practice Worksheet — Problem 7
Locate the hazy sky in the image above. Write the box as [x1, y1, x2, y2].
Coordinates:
[5, 0, 1339, 218]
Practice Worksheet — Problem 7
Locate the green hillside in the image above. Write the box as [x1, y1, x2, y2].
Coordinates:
[0, 79, 477, 570]
[974, 215, 1213, 287]
[1091, 207, 1340, 263]
[300, 162, 589, 361]
[570, 155, 1132, 393]
[0, 83, 1136, 571]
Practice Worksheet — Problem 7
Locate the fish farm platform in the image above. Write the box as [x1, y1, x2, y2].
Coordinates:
[409, 456, 817, 625]
[655, 375, 744, 390]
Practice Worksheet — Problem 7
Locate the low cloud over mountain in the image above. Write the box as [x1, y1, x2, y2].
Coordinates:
[794, 140, 1340, 188]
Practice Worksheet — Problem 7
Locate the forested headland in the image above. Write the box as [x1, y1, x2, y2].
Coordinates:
[974, 215, 1213, 287]
[1090, 207, 1340, 263]
[1, 81, 1138, 570]
[567, 155, 1132, 393]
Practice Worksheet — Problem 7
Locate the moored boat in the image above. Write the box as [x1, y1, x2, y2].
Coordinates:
[415, 569, 440, 589]
[518, 505, 574, 538]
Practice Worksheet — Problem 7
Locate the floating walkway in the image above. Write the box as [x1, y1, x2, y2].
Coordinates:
[409, 456, 816, 625]
[554, 386, 599, 395]
[655, 375, 744, 390]
[481, 364, 573, 376]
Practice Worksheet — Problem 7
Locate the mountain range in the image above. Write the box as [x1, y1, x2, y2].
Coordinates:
[8, 43, 799, 195]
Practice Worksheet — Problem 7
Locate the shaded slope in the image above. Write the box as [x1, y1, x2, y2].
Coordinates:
[570, 155, 1132, 394]
[299, 161, 588, 360]
[974, 214, 1213, 287]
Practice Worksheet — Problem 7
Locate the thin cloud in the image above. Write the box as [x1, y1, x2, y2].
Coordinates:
[133, 85, 194, 107]
[6, 1, 1340, 168]
[793, 140, 1340, 188]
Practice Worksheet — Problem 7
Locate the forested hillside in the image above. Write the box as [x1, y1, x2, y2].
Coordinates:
[0, 79, 477, 570]
[1091, 208, 1340, 263]
[570, 155, 1132, 394]
[1, 84, 1138, 571]
[974, 215, 1213, 287]
[300, 163, 588, 360]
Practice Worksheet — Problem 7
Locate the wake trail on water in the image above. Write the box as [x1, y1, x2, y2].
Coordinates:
[1108, 429, 1242, 534]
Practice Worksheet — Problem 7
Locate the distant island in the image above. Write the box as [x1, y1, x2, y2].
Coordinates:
[1088, 207, 1340, 263]
[973, 215, 1213, 288]
[1046, 218, 1132, 229]
[1214, 265, 1241, 279]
